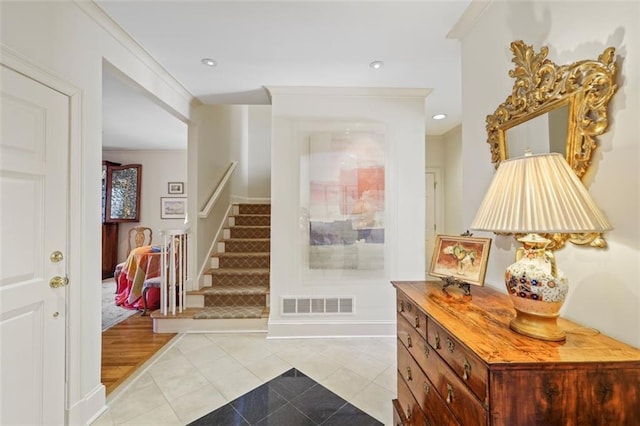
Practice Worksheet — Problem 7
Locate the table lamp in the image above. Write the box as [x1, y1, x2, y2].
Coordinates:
[470, 151, 611, 341]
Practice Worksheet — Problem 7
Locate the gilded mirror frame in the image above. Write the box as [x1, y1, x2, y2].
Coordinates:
[486, 40, 617, 250]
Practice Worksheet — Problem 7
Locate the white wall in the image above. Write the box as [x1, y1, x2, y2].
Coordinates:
[268, 87, 428, 337]
[193, 105, 243, 282]
[443, 125, 462, 234]
[102, 150, 188, 262]
[230, 105, 250, 202]
[248, 105, 272, 199]
[426, 126, 462, 236]
[426, 134, 445, 168]
[459, 1, 640, 347]
[0, 2, 193, 423]
[225, 105, 272, 203]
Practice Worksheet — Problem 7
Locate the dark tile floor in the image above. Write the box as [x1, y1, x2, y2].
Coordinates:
[188, 368, 383, 426]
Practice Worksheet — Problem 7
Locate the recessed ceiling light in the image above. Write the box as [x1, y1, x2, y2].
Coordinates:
[432, 114, 447, 120]
[201, 58, 217, 67]
[370, 61, 384, 70]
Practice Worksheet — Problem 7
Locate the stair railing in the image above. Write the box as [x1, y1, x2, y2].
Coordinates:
[159, 229, 188, 315]
[199, 161, 237, 219]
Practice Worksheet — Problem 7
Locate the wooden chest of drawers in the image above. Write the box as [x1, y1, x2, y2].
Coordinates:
[392, 281, 640, 426]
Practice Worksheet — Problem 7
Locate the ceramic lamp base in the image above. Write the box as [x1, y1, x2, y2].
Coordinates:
[509, 308, 566, 342]
[505, 234, 569, 342]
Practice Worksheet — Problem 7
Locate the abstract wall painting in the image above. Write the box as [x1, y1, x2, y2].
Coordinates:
[306, 132, 385, 270]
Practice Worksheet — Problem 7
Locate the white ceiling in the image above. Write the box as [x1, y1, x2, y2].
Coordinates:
[99, 0, 471, 150]
[102, 67, 188, 150]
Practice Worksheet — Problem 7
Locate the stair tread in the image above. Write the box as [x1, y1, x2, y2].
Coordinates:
[190, 284, 268, 295]
[222, 238, 270, 242]
[220, 238, 271, 245]
[193, 306, 268, 319]
[214, 252, 269, 256]
[205, 268, 269, 275]
[203, 285, 268, 294]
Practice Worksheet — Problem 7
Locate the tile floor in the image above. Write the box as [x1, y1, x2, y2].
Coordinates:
[92, 333, 397, 425]
[189, 368, 382, 425]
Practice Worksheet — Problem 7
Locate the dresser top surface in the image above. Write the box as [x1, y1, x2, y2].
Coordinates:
[393, 281, 640, 365]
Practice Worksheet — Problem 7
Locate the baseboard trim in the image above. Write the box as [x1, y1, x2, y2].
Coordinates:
[67, 383, 106, 426]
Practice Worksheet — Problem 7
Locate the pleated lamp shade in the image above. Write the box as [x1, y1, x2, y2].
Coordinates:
[471, 152, 611, 233]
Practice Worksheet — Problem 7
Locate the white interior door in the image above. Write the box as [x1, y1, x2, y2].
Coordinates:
[1, 65, 69, 425]
[425, 170, 442, 276]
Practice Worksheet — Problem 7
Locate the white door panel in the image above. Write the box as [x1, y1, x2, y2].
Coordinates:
[1, 65, 68, 425]
[426, 169, 443, 276]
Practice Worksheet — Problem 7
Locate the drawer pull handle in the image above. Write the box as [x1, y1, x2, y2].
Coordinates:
[399, 300, 405, 312]
[406, 367, 412, 381]
[423, 381, 430, 395]
[414, 315, 420, 328]
[463, 359, 471, 380]
[406, 405, 411, 420]
[407, 303, 413, 312]
[434, 332, 441, 349]
[446, 337, 455, 353]
[424, 344, 430, 357]
[407, 335, 412, 348]
[446, 384, 454, 404]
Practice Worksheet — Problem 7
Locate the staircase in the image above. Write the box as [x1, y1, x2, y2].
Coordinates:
[152, 203, 270, 333]
[196, 203, 270, 319]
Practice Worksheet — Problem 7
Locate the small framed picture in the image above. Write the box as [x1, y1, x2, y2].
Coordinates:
[168, 182, 184, 194]
[161, 197, 187, 219]
[429, 234, 492, 286]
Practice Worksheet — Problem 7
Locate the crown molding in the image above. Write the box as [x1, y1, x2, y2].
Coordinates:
[75, 1, 199, 107]
[266, 86, 432, 102]
[447, 0, 494, 40]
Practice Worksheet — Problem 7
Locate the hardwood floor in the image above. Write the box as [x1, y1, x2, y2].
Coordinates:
[101, 312, 176, 395]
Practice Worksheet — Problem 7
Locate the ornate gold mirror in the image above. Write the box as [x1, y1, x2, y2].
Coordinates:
[486, 40, 617, 249]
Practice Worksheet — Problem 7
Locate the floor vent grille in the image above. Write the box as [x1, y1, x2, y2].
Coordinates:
[281, 296, 355, 315]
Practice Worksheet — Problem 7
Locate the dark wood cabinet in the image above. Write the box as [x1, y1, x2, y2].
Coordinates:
[101, 161, 142, 278]
[101, 222, 118, 279]
[102, 161, 120, 278]
[392, 281, 640, 426]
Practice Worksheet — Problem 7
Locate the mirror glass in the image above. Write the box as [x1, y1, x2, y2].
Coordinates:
[504, 104, 569, 159]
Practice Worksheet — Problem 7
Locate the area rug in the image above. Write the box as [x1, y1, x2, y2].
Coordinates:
[102, 278, 137, 331]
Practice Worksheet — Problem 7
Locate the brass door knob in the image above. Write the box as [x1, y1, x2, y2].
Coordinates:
[50, 251, 64, 263]
[50, 276, 69, 288]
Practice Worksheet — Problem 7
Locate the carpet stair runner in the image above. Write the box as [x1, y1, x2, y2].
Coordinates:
[191, 203, 270, 320]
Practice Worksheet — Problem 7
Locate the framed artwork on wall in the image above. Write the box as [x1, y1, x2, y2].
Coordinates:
[104, 164, 142, 222]
[305, 131, 385, 271]
[168, 182, 184, 194]
[161, 197, 186, 219]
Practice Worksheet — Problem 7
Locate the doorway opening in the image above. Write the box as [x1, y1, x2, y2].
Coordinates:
[101, 61, 187, 395]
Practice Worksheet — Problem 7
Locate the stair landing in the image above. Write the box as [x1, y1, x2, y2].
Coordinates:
[151, 308, 268, 333]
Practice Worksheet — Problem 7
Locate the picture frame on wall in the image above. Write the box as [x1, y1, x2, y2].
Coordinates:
[429, 234, 491, 286]
[105, 164, 142, 222]
[168, 181, 184, 194]
[161, 197, 187, 219]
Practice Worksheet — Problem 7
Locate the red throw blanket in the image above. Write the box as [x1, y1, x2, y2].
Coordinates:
[115, 246, 161, 310]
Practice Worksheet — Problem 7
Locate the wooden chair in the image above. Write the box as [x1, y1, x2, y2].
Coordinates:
[127, 226, 153, 256]
[140, 277, 161, 316]
[113, 226, 153, 289]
